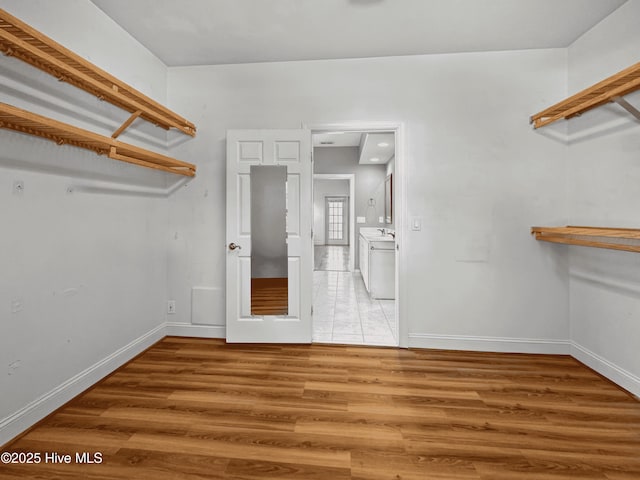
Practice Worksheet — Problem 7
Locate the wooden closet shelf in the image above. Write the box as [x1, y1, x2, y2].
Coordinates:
[0, 102, 196, 177]
[0, 8, 196, 137]
[530, 62, 640, 129]
[531, 226, 640, 254]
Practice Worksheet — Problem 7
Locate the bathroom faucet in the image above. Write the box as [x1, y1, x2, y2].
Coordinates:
[378, 228, 385, 235]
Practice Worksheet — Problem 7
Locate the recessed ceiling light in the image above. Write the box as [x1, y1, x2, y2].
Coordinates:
[377, 142, 389, 147]
[370, 157, 380, 162]
[326, 131, 345, 135]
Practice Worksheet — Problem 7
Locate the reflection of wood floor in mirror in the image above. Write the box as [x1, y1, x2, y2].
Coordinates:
[251, 277, 288, 315]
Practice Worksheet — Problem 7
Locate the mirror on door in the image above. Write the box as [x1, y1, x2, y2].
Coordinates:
[250, 165, 288, 315]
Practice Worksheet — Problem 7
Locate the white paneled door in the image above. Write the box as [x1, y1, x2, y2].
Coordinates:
[226, 129, 312, 342]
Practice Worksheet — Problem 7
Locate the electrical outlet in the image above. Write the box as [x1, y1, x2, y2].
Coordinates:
[167, 300, 176, 314]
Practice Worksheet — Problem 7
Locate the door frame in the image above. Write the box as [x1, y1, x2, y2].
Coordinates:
[306, 121, 407, 348]
[314, 174, 355, 270]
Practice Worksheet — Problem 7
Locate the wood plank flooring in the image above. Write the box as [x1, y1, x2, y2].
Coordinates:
[2, 337, 640, 479]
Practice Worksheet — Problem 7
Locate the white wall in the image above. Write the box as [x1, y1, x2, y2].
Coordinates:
[167, 48, 570, 351]
[0, 1, 167, 99]
[566, 0, 640, 396]
[314, 178, 349, 246]
[0, 0, 175, 444]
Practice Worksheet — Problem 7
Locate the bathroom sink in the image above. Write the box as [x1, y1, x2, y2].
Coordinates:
[362, 232, 394, 241]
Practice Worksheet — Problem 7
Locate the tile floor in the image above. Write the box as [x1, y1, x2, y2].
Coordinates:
[313, 270, 397, 346]
[314, 245, 350, 271]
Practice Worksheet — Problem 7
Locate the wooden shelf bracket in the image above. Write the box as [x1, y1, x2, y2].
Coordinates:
[0, 8, 196, 137]
[0, 102, 195, 177]
[112, 111, 142, 139]
[531, 226, 640, 254]
[530, 62, 640, 129]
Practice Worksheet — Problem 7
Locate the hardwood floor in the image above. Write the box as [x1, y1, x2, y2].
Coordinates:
[2, 337, 640, 479]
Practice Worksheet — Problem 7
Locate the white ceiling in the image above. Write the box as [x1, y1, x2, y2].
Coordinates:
[313, 132, 363, 148]
[312, 131, 395, 164]
[90, 0, 626, 67]
[359, 133, 395, 165]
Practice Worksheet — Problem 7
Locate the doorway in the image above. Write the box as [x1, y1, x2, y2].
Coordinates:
[225, 125, 404, 346]
[314, 174, 356, 273]
[314, 195, 350, 271]
[309, 125, 402, 347]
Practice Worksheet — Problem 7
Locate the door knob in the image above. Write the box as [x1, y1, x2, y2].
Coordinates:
[228, 242, 242, 250]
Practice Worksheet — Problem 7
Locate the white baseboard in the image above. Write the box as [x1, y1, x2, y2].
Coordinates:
[571, 341, 640, 398]
[0, 323, 165, 446]
[165, 322, 225, 338]
[408, 333, 571, 355]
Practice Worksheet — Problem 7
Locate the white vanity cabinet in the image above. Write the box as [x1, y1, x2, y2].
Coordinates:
[359, 235, 370, 291]
[359, 232, 395, 299]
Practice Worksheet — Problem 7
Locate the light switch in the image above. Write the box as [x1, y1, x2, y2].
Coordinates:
[356, 216, 366, 224]
[411, 217, 422, 231]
